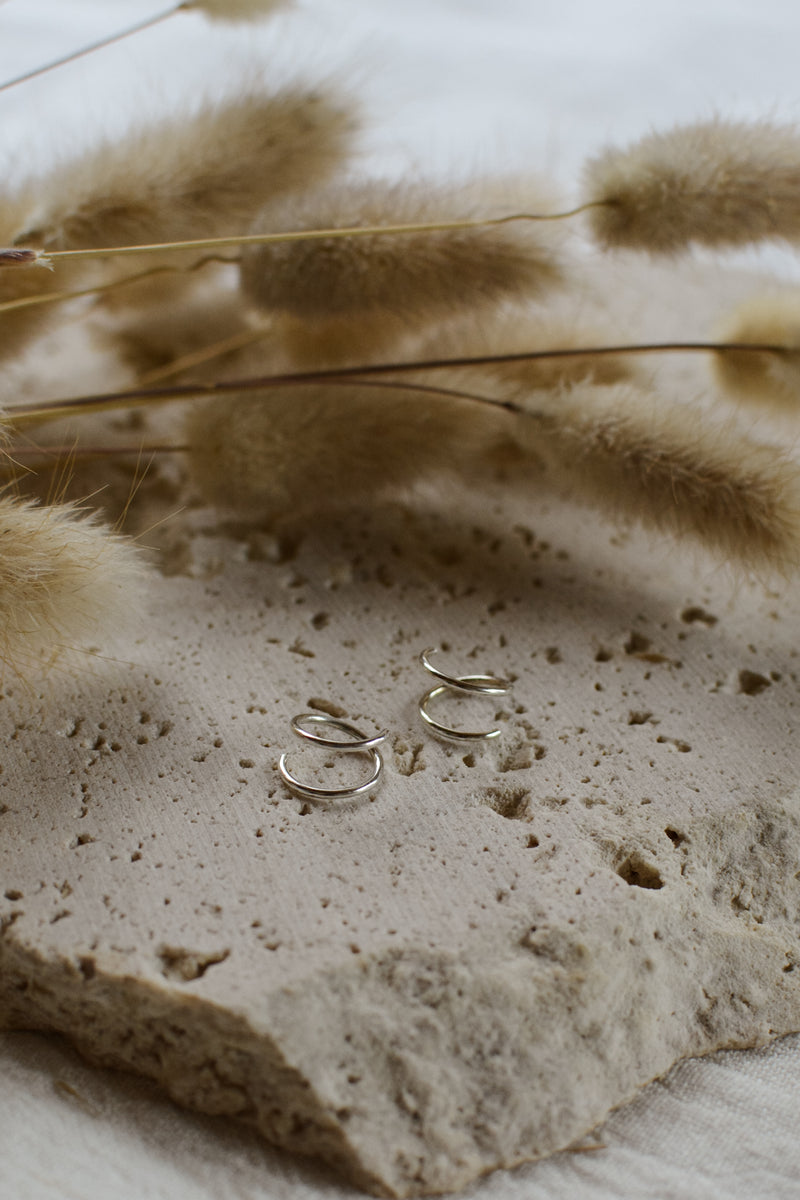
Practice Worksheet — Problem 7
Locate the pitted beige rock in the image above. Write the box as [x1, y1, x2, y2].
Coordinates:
[2, 261, 800, 1195]
[1, 485, 800, 1196]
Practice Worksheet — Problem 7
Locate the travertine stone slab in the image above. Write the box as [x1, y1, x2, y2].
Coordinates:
[1, 483, 800, 1195]
[2, 261, 800, 1195]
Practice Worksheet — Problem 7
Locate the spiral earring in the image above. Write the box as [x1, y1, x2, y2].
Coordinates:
[418, 647, 512, 741]
[278, 713, 387, 800]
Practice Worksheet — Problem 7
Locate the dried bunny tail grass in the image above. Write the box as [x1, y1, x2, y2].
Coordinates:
[0, 194, 93, 360]
[584, 118, 800, 254]
[184, 0, 294, 19]
[509, 382, 800, 572]
[712, 293, 800, 411]
[13, 88, 357, 252]
[239, 176, 566, 329]
[184, 383, 512, 521]
[268, 311, 420, 367]
[0, 260, 87, 362]
[415, 310, 645, 395]
[0, 497, 144, 678]
[98, 283, 254, 379]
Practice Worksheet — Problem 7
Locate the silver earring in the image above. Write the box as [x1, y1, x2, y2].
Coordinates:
[278, 713, 387, 800]
[418, 647, 512, 741]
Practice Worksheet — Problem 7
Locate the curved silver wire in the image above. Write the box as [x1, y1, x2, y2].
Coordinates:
[420, 647, 511, 696]
[290, 713, 387, 752]
[279, 712, 385, 800]
[419, 684, 503, 741]
[418, 648, 512, 741]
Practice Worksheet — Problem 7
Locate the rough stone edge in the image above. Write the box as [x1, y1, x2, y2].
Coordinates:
[0, 936, 388, 1197]
[3, 808, 800, 1200]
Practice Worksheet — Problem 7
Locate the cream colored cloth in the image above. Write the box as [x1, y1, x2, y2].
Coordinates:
[3, 1030, 799, 1199]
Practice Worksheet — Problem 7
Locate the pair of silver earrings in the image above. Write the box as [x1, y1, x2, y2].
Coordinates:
[278, 649, 513, 801]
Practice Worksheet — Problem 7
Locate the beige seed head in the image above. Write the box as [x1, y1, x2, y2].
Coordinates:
[712, 293, 800, 411]
[0, 496, 144, 679]
[13, 88, 357, 252]
[584, 118, 800, 254]
[414, 310, 643, 395]
[509, 381, 800, 572]
[184, 384, 512, 523]
[183, 0, 293, 20]
[240, 177, 566, 334]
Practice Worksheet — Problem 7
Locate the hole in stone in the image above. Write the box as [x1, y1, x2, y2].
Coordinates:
[545, 646, 562, 664]
[4, 888, 22, 901]
[628, 710, 652, 725]
[624, 631, 651, 655]
[157, 945, 230, 982]
[482, 786, 531, 820]
[594, 647, 613, 662]
[737, 670, 771, 696]
[69, 833, 96, 848]
[680, 606, 718, 626]
[665, 828, 686, 847]
[308, 697, 347, 718]
[78, 956, 96, 980]
[526, 834, 540, 848]
[617, 855, 664, 889]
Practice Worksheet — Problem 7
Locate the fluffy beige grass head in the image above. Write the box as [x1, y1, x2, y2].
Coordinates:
[184, 384, 512, 522]
[12, 88, 357, 251]
[184, 0, 293, 19]
[415, 311, 643, 395]
[239, 177, 566, 334]
[0, 497, 144, 679]
[584, 118, 800, 254]
[712, 293, 800, 411]
[510, 382, 800, 572]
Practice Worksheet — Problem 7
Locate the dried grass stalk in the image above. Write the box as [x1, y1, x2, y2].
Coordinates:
[508, 382, 800, 571]
[712, 294, 800, 411]
[584, 118, 800, 253]
[185, 0, 294, 19]
[239, 178, 566, 361]
[184, 384, 512, 520]
[12, 89, 358, 252]
[416, 312, 643, 395]
[0, 496, 143, 677]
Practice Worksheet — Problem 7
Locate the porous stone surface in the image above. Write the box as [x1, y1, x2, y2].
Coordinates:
[2, 263, 800, 1196]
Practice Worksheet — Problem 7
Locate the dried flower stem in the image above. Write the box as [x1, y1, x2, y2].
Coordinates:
[137, 326, 270, 386]
[9, 377, 504, 429]
[5, 204, 601, 269]
[1, 444, 187, 467]
[7, 342, 789, 427]
[0, 7, 180, 93]
[0, 254, 235, 318]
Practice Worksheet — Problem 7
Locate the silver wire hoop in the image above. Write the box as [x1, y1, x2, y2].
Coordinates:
[290, 713, 387, 752]
[419, 684, 503, 741]
[418, 648, 512, 741]
[279, 712, 385, 800]
[419, 647, 511, 695]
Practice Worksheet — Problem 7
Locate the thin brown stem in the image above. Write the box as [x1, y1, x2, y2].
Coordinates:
[0, 253, 237, 317]
[6, 340, 789, 428]
[9, 374, 515, 428]
[8, 202, 606, 268]
[138, 325, 270, 386]
[0, 7, 180, 93]
[2, 444, 188, 465]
